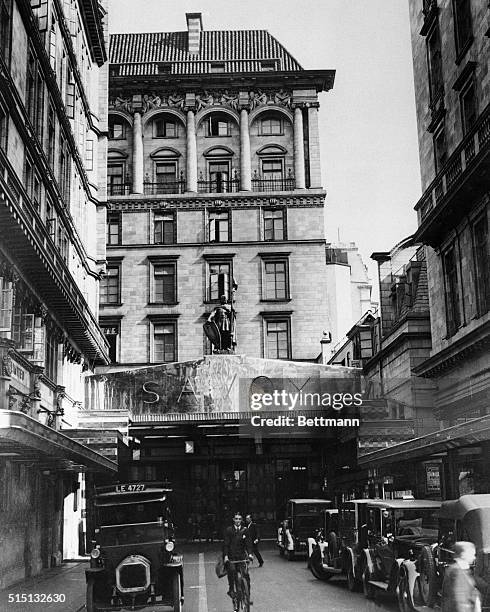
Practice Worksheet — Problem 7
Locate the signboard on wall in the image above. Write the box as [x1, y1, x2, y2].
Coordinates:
[425, 463, 441, 494]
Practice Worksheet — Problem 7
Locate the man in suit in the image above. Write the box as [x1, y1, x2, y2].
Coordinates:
[223, 513, 253, 612]
[245, 513, 264, 567]
[441, 541, 481, 612]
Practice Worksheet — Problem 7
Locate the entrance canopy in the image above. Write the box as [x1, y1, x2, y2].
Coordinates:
[0, 410, 118, 473]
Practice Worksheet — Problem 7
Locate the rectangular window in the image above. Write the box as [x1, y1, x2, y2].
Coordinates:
[106, 212, 121, 245]
[85, 139, 94, 171]
[265, 318, 291, 360]
[427, 24, 444, 104]
[107, 163, 125, 196]
[100, 264, 120, 305]
[152, 321, 176, 363]
[45, 328, 58, 382]
[26, 48, 38, 128]
[460, 78, 477, 135]
[262, 159, 284, 181]
[264, 208, 285, 241]
[0, 104, 7, 151]
[260, 61, 276, 71]
[264, 260, 288, 300]
[154, 212, 175, 245]
[152, 263, 176, 304]
[0, 0, 12, 62]
[208, 116, 229, 137]
[154, 119, 177, 138]
[101, 322, 120, 363]
[208, 160, 231, 193]
[209, 210, 230, 243]
[108, 119, 125, 140]
[155, 162, 177, 193]
[47, 102, 56, 168]
[12, 309, 34, 352]
[473, 214, 489, 317]
[453, 0, 473, 56]
[433, 124, 448, 172]
[443, 245, 461, 336]
[0, 276, 13, 334]
[261, 117, 282, 135]
[208, 262, 231, 301]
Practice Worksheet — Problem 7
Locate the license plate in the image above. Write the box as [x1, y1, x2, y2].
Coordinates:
[115, 483, 146, 492]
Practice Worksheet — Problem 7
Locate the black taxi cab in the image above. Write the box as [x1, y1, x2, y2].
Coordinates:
[86, 481, 184, 612]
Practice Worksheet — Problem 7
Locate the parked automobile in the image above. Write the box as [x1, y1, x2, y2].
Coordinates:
[308, 499, 375, 590]
[399, 494, 490, 611]
[277, 498, 332, 560]
[359, 498, 441, 610]
[85, 482, 184, 612]
[306, 508, 339, 570]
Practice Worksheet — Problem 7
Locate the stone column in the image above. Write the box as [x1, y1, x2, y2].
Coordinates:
[186, 110, 198, 192]
[240, 108, 251, 191]
[132, 111, 144, 194]
[293, 106, 306, 189]
[308, 105, 322, 188]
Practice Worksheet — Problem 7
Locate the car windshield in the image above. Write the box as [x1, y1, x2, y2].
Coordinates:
[296, 503, 331, 515]
[392, 508, 439, 538]
[96, 500, 172, 545]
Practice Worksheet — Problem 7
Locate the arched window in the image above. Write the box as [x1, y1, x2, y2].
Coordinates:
[149, 148, 183, 195]
[200, 146, 237, 193]
[153, 117, 177, 138]
[253, 145, 293, 191]
[260, 113, 283, 136]
[107, 150, 128, 195]
[207, 113, 231, 137]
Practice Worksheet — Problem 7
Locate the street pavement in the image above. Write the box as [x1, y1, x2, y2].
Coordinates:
[0, 542, 400, 612]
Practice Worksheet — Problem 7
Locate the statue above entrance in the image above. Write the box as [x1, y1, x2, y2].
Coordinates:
[203, 275, 237, 354]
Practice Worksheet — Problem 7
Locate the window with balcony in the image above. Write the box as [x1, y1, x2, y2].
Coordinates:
[427, 23, 444, 104]
[263, 208, 286, 241]
[443, 245, 461, 336]
[263, 316, 291, 360]
[154, 118, 177, 138]
[207, 260, 233, 302]
[253, 145, 293, 191]
[100, 263, 121, 305]
[100, 320, 120, 363]
[473, 213, 489, 317]
[151, 319, 177, 363]
[260, 116, 283, 136]
[453, 0, 473, 58]
[150, 260, 177, 304]
[460, 77, 477, 135]
[107, 162, 125, 196]
[262, 259, 289, 301]
[154, 161, 177, 194]
[0, 0, 12, 62]
[107, 211, 121, 245]
[208, 115, 230, 137]
[108, 117, 125, 139]
[433, 122, 448, 172]
[209, 210, 230, 243]
[153, 211, 176, 245]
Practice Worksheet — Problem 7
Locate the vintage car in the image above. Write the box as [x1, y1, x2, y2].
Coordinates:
[359, 498, 441, 609]
[399, 494, 490, 611]
[306, 508, 339, 566]
[277, 498, 332, 560]
[308, 499, 376, 590]
[85, 482, 184, 612]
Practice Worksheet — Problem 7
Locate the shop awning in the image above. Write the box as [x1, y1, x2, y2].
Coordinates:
[358, 414, 490, 467]
[0, 410, 118, 473]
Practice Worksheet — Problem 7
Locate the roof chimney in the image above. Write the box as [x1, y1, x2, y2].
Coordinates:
[186, 13, 203, 55]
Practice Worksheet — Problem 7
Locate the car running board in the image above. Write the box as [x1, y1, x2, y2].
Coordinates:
[368, 580, 389, 591]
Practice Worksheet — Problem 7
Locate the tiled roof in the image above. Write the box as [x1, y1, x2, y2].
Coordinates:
[109, 30, 304, 76]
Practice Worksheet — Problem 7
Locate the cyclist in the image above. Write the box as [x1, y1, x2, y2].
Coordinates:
[223, 512, 253, 611]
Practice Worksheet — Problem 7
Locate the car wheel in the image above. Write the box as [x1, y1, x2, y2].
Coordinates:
[397, 572, 411, 612]
[363, 568, 376, 600]
[86, 580, 97, 612]
[172, 573, 183, 612]
[309, 547, 333, 581]
[416, 545, 437, 607]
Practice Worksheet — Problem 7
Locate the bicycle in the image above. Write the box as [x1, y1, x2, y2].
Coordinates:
[228, 559, 251, 612]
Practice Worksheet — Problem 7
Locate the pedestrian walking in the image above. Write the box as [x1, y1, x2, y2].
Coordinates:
[245, 513, 264, 567]
[441, 541, 481, 612]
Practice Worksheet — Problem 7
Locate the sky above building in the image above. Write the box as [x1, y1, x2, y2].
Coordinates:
[108, 0, 422, 288]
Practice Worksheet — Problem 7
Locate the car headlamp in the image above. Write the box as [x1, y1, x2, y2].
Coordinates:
[165, 541, 175, 552]
[90, 547, 101, 559]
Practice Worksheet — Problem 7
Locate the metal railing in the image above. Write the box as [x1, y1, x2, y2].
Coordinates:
[252, 177, 295, 192]
[197, 178, 240, 194]
[144, 180, 186, 195]
[107, 183, 131, 196]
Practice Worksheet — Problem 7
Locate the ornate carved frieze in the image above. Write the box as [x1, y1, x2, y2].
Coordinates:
[109, 88, 294, 114]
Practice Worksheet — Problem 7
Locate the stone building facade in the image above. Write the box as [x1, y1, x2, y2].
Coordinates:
[358, 0, 490, 499]
[0, 0, 116, 587]
[101, 13, 335, 366]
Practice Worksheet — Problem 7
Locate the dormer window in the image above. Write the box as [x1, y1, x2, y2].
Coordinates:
[260, 61, 276, 71]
